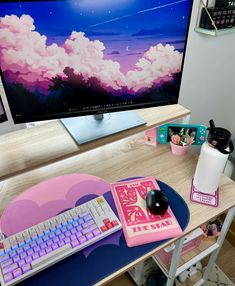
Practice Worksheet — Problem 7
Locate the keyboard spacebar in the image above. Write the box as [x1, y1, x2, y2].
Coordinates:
[32, 244, 72, 269]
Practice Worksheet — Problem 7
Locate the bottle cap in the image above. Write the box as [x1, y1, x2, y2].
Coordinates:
[207, 120, 234, 154]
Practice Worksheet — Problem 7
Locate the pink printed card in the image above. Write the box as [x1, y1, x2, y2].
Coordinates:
[190, 181, 219, 207]
[110, 177, 182, 247]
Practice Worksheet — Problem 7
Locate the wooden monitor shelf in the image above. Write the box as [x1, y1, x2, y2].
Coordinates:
[0, 104, 190, 180]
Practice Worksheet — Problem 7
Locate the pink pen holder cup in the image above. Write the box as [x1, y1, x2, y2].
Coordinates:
[170, 142, 190, 156]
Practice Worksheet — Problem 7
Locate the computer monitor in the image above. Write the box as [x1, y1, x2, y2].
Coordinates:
[0, 0, 193, 143]
[0, 94, 7, 123]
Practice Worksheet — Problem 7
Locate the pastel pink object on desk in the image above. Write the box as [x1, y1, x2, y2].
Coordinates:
[0, 174, 109, 236]
[170, 142, 190, 156]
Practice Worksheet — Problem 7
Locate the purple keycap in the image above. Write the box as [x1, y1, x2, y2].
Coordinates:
[36, 238, 43, 245]
[47, 240, 53, 246]
[1, 259, 13, 269]
[9, 251, 17, 258]
[22, 264, 31, 273]
[43, 235, 49, 242]
[71, 229, 77, 235]
[64, 237, 70, 244]
[86, 232, 94, 240]
[70, 235, 76, 241]
[18, 259, 26, 267]
[72, 222, 78, 228]
[30, 241, 37, 248]
[78, 219, 84, 224]
[59, 234, 65, 240]
[61, 227, 67, 233]
[71, 239, 79, 248]
[0, 254, 9, 263]
[2, 263, 18, 275]
[82, 220, 95, 229]
[20, 252, 27, 259]
[76, 232, 82, 239]
[53, 237, 59, 243]
[27, 249, 34, 256]
[23, 245, 30, 252]
[40, 243, 47, 250]
[58, 241, 65, 247]
[17, 248, 23, 255]
[55, 230, 61, 236]
[65, 231, 71, 237]
[33, 246, 40, 253]
[39, 249, 46, 257]
[83, 214, 92, 222]
[67, 225, 73, 231]
[25, 256, 33, 264]
[13, 268, 22, 278]
[13, 256, 20, 263]
[82, 224, 97, 235]
[49, 233, 55, 239]
[4, 272, 13, 282]
[51, 243, 58, 250]
[76, 225, 82, 232]
[32, 252, 39, 260]
[78, 236, 86, 244]
[93, 229, 101, 236]
[45, 246, 52, 254]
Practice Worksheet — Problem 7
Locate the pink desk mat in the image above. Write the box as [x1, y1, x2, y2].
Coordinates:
[0, 173, 122, 257]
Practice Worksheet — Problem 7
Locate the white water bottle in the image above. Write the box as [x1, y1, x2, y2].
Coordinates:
[193, 120, 234, 194]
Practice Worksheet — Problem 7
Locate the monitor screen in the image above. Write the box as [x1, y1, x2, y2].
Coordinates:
[0, 0, 193, 123]
[0, 94, 7, 123]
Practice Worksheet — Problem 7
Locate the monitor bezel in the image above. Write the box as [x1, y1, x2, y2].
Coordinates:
[0, 0, 193, 124]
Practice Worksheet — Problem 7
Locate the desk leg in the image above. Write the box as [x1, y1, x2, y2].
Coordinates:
[202, 206, 235, 285]
[166, 237, 185, 286]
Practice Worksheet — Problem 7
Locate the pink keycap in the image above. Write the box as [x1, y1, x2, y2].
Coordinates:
[93, 229, 101, 237]
[78, 236, 86, 244]
[70, 235, 76, 241]
[39, 249, 46, 257]
[25, 256, 33, 264]
[58, 241, 65, 247]
[32, 253, 39, 260]
[22, 264, 31, 273]
[1, 259, 13, 269]
[76, 231, 82, 239]
[2, 263, 18, 275]
[51, 243, 58, 250]
[86, 232, 94, 240]
[45, 246, 52, 254]
[13, 255, 20, 263]
[4, 272, 13, 282]
[18, 259, 26, 267]
[71, 239, 79, 248]
[13, 268, 22, 278]
[40, 243, 47, 250]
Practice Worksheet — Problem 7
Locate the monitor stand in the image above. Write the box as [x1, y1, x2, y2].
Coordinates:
[60, 110, 146, 145]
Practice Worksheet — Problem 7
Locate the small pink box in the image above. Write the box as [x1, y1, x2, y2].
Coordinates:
[154, 228, 204, 265]
[144, 128, 158, 147]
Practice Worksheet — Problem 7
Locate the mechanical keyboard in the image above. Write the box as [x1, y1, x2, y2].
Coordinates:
[0, 196, 122, 286]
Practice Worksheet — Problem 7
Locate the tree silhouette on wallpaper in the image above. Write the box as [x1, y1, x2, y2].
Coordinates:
[6, 68, 181, 117]
[49, 67, 112, 108]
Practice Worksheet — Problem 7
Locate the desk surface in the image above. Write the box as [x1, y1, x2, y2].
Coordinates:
[0, 104, 190, 180]
[0, 131, 235, 284]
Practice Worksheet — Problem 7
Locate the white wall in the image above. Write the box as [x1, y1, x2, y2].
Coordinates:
[180, 0, 235, 138]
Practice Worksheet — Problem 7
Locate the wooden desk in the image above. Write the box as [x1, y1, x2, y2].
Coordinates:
[0, 104, 234, 286]
[0, 104, 190, 180]
[0, 131, 235, 285]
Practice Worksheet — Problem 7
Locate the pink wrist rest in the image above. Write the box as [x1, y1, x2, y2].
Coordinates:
[0, 174, 115, 237]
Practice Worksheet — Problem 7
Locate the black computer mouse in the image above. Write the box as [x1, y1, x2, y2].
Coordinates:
[146, 190, 169, 215]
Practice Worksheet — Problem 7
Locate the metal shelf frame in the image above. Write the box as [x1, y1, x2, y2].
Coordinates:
[152, 206, 235, 286]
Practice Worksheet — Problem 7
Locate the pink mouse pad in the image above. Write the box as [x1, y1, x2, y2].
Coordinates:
[0, 173, 122, 257]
